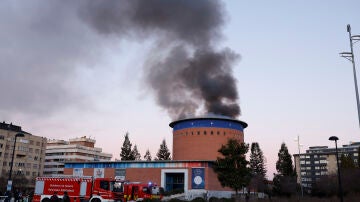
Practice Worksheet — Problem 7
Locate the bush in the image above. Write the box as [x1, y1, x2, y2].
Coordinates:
[168, 198, 185, 202]
[163, 188, 184, 196]
[143, 199, 162, 202]
[209, 197, 234, 202]
[191, 197, 206, 202]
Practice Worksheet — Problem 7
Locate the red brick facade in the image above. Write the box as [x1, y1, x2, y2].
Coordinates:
[64, 117, 247, 195]
[64, 166, 232, 191]
[173, 127, 244, 160]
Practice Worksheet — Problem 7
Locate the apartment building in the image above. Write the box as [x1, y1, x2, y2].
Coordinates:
[44, 136, 113, 176]
[294, 142, 360, 193]
[0, 122, 47, 186]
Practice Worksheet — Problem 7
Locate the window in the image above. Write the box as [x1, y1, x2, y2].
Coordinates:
[211, 131, 213, 135]
[320, 160, 327, 164]
[19, 139, 29, 144]
[204, 131, 206, 135]
[19, 146, 29, 152]
[300, 160, 305, 165]
[100, 181, 109, 190]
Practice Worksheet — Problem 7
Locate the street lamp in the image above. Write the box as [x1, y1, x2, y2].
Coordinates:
[7, 133, 24, 191]
[329, 136, 343, 202]
[294, 135, 303, 197]
[340, 24, 360, 128]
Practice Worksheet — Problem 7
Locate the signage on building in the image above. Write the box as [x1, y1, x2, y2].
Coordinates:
[94, 168, 104, 178]
[73, 168, 83, 177]
[115, 169, 126, 180]
[192, 168, 205, 189]
[7, 180, 12, 191]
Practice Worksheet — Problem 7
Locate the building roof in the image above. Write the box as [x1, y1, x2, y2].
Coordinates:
[169, 114, 248, 128]
[65, 160, 215, 169]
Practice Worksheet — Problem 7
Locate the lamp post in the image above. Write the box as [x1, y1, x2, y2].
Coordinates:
[340, 24, 360, 128]
[294, 135, 303, 197]
[7, 133, 24, 191]
[329, 136, 343, 202]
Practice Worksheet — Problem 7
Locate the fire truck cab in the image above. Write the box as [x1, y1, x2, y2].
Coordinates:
[123, 182, 163, 202]
[33, 176, 123, 202]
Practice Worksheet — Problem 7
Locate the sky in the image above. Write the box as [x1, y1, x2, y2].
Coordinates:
[1, 0, 360, 179]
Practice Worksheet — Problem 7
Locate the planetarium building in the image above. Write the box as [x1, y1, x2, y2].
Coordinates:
[64, 115, 247, 199]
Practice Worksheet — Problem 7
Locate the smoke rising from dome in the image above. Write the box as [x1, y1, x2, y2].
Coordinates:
[79, 0, 241, 119]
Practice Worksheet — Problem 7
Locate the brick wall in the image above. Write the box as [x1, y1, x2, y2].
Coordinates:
[173, 127, 244, 160]
[126, 168, 162, 185]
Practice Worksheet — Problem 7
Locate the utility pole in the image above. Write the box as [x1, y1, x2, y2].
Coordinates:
[340, 24, 360, 128]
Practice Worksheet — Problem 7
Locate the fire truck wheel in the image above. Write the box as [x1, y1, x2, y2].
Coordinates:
[90, 198, 101, 202]
[42, 198, 51, 202]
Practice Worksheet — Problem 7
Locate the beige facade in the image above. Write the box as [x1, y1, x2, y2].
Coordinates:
[0, 122, 46, 186]
[44, 136, 112, 176]
[294, 143, 360, 193]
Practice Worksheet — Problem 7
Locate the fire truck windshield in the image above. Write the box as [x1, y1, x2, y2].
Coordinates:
[111, 181, 124, 192]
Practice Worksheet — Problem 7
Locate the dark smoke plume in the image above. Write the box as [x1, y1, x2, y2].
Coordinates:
[79, 0, 241, 120]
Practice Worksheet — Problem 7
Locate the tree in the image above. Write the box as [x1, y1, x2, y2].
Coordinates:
[213, 138, 251, 195]
[249, 142, 267, 192]
[132, 144, 141, 160]
[0, 176, 7, 192]
[340, 153, 355, 169]
[273, 142, 296, 197]
[144, 149, 152, 161]
[358, 146, 360, 168]
[276, 143, 295, 176]
[155, 139, 171, 160]
[250, 142, 267, 177]
[12, 174, 30, 191]
[120, 132, 135, 160]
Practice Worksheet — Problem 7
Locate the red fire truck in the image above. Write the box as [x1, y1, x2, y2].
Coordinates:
[32, 176, 163, 202]
[123, 182, 163, 202]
